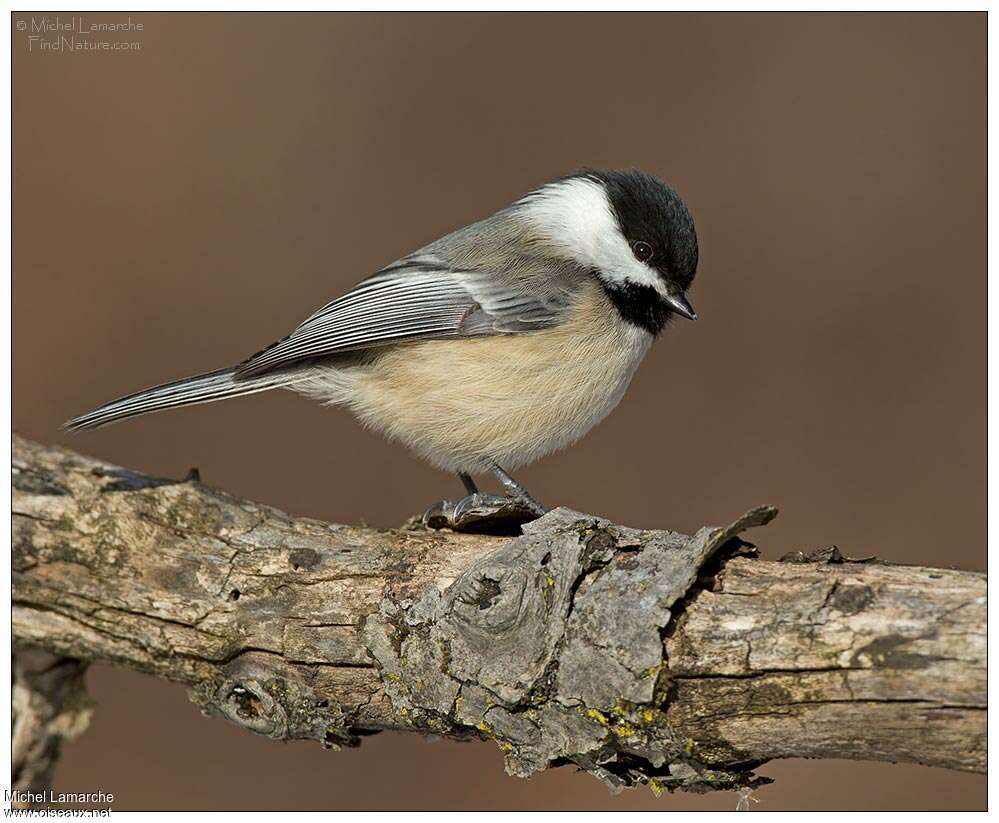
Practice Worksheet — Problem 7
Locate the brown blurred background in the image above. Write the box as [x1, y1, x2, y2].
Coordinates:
[13, 11, 985, 811]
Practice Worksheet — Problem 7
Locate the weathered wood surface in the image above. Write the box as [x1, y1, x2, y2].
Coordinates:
[12, 650, 92, 795]
[11, 435, 986, 793]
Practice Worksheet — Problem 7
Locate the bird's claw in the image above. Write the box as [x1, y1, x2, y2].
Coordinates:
[415, 492, 546, 535]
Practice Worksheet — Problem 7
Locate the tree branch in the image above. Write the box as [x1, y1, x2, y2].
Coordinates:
[12, 435, 985, 794]
[12, 649, 92, 799]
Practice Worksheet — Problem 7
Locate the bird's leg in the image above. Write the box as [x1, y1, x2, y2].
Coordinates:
[487, 461, 549, 516]
[416, 467, 546, 534]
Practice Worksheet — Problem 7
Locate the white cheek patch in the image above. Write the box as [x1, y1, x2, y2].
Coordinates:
[517, 177, 668, 297]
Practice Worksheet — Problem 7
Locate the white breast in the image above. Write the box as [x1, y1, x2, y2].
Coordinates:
[295, 282, 653, 473]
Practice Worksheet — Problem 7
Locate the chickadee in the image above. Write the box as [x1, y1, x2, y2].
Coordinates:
[66, 169, 698, 516]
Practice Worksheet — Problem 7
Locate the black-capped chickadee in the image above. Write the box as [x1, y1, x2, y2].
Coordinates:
[66, 169, 698, 518]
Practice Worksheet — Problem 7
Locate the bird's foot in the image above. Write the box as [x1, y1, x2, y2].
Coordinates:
[414, 492, 547, 535]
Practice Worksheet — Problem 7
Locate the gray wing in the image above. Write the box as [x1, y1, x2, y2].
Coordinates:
[234, 254, 572, 379]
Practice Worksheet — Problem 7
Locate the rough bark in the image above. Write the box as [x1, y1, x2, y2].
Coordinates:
[11, 435, 986, 794]
[12, 649, 93, 798]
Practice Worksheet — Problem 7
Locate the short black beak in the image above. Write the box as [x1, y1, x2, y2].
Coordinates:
[665, 291, 697, 321]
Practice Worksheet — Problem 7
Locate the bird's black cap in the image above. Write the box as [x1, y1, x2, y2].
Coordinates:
[580, 168, 699, 291]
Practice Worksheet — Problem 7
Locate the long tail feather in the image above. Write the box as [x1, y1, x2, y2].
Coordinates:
[64, 367, 304, 432]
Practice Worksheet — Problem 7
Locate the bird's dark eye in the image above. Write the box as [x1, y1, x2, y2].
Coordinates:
[632, 241, 654, 262]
